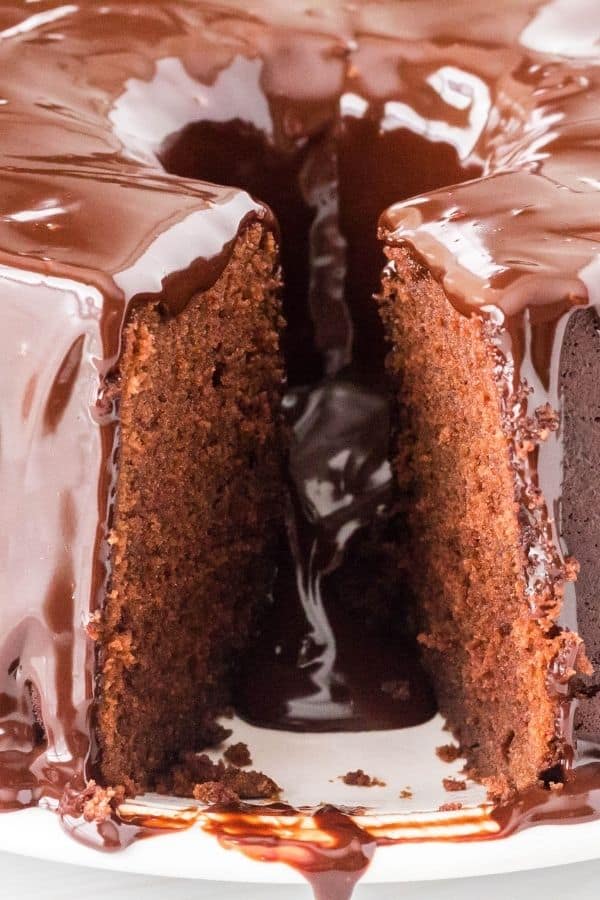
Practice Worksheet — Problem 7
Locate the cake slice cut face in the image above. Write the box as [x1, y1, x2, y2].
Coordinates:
[98, 224, 283, 789]
[377, 246, 585, 794]
[2, 0, 600, 813]
[0, 168, 282, 802]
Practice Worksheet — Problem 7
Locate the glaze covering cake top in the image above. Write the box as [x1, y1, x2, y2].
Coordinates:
[2, 0, 600, 806]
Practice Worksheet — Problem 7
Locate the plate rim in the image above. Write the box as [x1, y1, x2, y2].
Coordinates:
[2, 806, 600, 884]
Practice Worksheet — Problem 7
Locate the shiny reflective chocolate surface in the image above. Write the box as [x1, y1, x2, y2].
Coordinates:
[3, 6, 600, 898]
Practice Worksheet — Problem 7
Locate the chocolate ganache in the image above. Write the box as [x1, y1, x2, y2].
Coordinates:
[3, 0, 600, 879]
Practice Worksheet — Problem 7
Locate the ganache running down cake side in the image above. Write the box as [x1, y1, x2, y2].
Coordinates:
[2, 0, 600, 817]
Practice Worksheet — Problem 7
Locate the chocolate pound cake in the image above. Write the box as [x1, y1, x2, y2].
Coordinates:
[2, 0, 600, 812]
[98, 225, 283, 788]
[377, 248, 586, 794]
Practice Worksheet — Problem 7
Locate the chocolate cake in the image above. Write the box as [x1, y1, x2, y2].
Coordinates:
[2, 0, 600, 813]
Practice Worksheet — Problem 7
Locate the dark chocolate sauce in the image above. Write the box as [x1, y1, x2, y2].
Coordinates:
[108, 760, 600, 900]
[204, 804, 375, 900]
[492, 762, 600, 835]
[59, 793, 200, 851]
[60, 810, 149, 852]
[204, 762, 600, 899]
[237, 568, 437, 732]
[160, 85, 441, 731]
[237, 380, 436, 730]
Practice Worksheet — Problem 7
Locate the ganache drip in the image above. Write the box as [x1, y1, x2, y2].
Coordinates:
[3, 10, 600, 897]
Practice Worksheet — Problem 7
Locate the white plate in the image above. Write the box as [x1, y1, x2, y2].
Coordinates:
[1, 714, 600, 885]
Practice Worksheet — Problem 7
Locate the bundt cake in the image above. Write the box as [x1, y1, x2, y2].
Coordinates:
[1, 0, 600, 814]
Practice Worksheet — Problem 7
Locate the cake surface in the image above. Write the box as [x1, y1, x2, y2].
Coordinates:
[2, 0, 600, 811]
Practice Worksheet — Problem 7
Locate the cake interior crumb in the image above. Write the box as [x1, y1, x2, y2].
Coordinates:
[223, 742, 253, 767]
[436, 743, 461, 764]
[340, 769, 386, 788]
[156, 752, 280, 802]
[442, 777, 467, 792]
[438, 801, 463, 812]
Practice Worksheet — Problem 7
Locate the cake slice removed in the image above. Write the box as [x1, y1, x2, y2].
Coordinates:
[98, 224, 284, 789]
[375, 244, 589, 798]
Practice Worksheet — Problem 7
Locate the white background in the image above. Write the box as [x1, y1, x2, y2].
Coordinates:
[4, 852, 600, 899]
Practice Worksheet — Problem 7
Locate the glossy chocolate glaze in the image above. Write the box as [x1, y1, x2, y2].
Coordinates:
[111, 758, 600, 900]
[237, 380, 437, 731]
[202, 803, 376, 900]
[0, 0, 275, 808]
[2, 0, 600, 871]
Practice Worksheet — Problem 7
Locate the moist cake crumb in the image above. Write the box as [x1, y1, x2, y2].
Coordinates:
[85, 610, 103, 642]
[399, 788, 413, 799]
[193, 781, 239, 804]
[221, 767, 280, 799]
[200, 720, 233, 749]
[377, 246, 588, 797]
[341, 769, 386, 787]
[6, 0, 600, 823]
[442, 777, 467, 792]
[58, 781, 128, 823]
[436, 744, 461, 763]
[174, 753, 221, 788]
[439, 802, 463, 812]
[163, 752, 280, 800]
[224, 742, 252, 767]
[98, 226, 283, 790]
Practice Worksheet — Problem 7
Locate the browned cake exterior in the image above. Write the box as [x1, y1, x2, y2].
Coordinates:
[98, 226, 283, 787]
